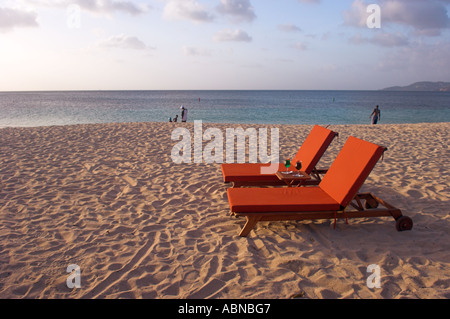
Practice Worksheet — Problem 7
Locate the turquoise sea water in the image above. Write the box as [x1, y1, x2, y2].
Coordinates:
[0, 90, 449, 127]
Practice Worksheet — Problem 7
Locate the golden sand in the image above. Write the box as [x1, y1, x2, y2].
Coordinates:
[0, 122, 448, 298]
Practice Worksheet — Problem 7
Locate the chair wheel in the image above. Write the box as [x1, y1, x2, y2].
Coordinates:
[395, 216, 413, 231]
[364, 197, 379, 209]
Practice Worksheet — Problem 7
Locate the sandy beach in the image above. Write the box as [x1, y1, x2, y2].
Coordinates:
[0, 121, 448, 299]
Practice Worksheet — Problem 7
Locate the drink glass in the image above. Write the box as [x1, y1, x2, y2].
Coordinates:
[284, 158, 291, 172]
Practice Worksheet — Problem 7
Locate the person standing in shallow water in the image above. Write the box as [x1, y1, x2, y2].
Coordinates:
[370, 105, 381, 124]
[181, 106, 188, 122]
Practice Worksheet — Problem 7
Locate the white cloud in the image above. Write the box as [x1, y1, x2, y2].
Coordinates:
[217, 0, 256, 23]
[213, 29, 252, 42]
[350, 32, 410, 47]
[382, 0, 450, 36]
[343, 0, 368, 27]
[343, 0, 450, 36]
[77, 0, 146, 15]
[163, 0, 214, 23]
[0, 7, 39, 32]
[182, 46, 212, 56]
[278, 23, 302, 32]
[293, 42, 307, 51]
[24, 0, 148, 15]
[99, 34, 153, 50]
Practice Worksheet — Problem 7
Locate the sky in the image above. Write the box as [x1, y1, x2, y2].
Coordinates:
[0, 0, 449, 91]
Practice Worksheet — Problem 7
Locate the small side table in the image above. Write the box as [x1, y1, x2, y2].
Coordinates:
[275, 171, 311, 187]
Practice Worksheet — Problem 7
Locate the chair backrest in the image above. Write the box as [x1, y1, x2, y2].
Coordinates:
[319, 136, 386, 208]
[292, 125, 337, 174]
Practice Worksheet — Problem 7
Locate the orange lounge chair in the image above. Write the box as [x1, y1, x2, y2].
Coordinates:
[221, 125, 338, 187]
[227, 136, 413, 237]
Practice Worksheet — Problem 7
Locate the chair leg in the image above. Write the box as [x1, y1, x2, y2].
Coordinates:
[239, 215, 261, 237]
[333, 211, 349, 229]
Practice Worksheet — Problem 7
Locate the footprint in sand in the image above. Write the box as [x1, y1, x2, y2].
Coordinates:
[407, 189, 423, 198]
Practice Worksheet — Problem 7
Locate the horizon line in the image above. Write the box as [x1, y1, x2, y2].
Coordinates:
[0, 88, 387, 93]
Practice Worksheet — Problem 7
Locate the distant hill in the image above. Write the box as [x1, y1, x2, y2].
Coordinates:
[382, 81, 450, 92]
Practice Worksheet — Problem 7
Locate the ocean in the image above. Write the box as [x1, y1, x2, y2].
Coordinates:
[0, 90, 449, 127]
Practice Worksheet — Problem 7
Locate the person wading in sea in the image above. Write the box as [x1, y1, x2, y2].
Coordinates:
[181, 106, 188, 123]
[370, 105, 381, 125]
